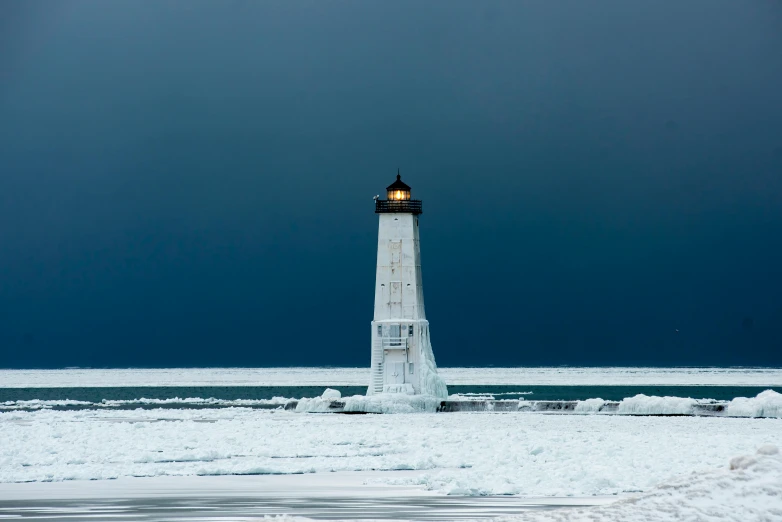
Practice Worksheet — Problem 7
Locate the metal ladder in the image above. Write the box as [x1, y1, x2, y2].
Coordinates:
[371, 339, 384, 393]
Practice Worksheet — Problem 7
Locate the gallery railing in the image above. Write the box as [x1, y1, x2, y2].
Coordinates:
[375, 200, 422, 215]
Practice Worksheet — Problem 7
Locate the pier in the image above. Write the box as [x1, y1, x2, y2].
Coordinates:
[281, 399, 756, 417]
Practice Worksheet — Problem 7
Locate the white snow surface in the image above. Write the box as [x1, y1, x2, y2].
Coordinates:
[2, 366, 782, 387]
[496, 447, 782, 522]
[1, 407, 780, 498]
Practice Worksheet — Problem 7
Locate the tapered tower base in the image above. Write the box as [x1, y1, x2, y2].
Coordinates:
[368, 319, 447, 397]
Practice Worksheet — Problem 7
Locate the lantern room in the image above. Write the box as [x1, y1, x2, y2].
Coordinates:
[386, 172, 411, 200]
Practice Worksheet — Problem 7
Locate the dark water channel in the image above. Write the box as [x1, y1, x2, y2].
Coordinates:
[1, 385, 778, 411]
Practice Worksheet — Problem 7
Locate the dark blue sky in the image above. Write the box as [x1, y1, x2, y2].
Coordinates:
[1, 1, 781, 368]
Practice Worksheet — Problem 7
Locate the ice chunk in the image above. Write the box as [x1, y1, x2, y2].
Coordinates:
[616, 394, 697, 415]
[296, 393, 440, 414]
[575, 398, 606, 413]
[320, 389, 341, 400]
[729, 455, 757, 470]
[726, 389, 782, 418]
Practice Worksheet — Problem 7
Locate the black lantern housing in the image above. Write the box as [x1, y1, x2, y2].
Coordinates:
[375, 172, 422, 214]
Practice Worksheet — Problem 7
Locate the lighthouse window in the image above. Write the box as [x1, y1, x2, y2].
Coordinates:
[409, 363, 414, 374]
[387, 189, 411, 201]
[408, 325, 413, 336]
[377, 325, 382, 336]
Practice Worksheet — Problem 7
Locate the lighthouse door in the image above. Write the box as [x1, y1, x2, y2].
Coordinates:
[392, 362, 406, 384]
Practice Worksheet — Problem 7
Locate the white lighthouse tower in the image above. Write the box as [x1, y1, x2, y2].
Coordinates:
[368, 172, 448, 398]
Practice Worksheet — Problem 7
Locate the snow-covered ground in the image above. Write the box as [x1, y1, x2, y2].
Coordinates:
[1, 366, 781, 387]
[496, 446, 782, 522]
[1, 407, 780, 498]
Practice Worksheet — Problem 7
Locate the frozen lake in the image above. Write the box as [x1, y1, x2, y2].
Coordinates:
[2, 368, 781, 520]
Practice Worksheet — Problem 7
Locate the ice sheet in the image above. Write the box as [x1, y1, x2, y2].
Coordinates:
[0, 470, 436, 501]
[1, 407, 780, 497]
[4, 450, 774, 521]
[0, 397, 296, 410]
[2, 366, 782, 388]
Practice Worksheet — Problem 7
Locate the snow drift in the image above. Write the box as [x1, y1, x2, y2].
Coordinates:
[496, 446, 782, 522]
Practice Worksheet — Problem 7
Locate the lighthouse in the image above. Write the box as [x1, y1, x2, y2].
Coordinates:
[368, 172, 448, 398]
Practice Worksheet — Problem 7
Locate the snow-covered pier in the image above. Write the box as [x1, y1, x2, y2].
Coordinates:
[4, 389, 779, 417]
[436, 399, 728, 416]
[316, 399, 733, 416]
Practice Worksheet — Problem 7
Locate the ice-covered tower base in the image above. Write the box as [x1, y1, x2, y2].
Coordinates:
[367, 174, 447, 398]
